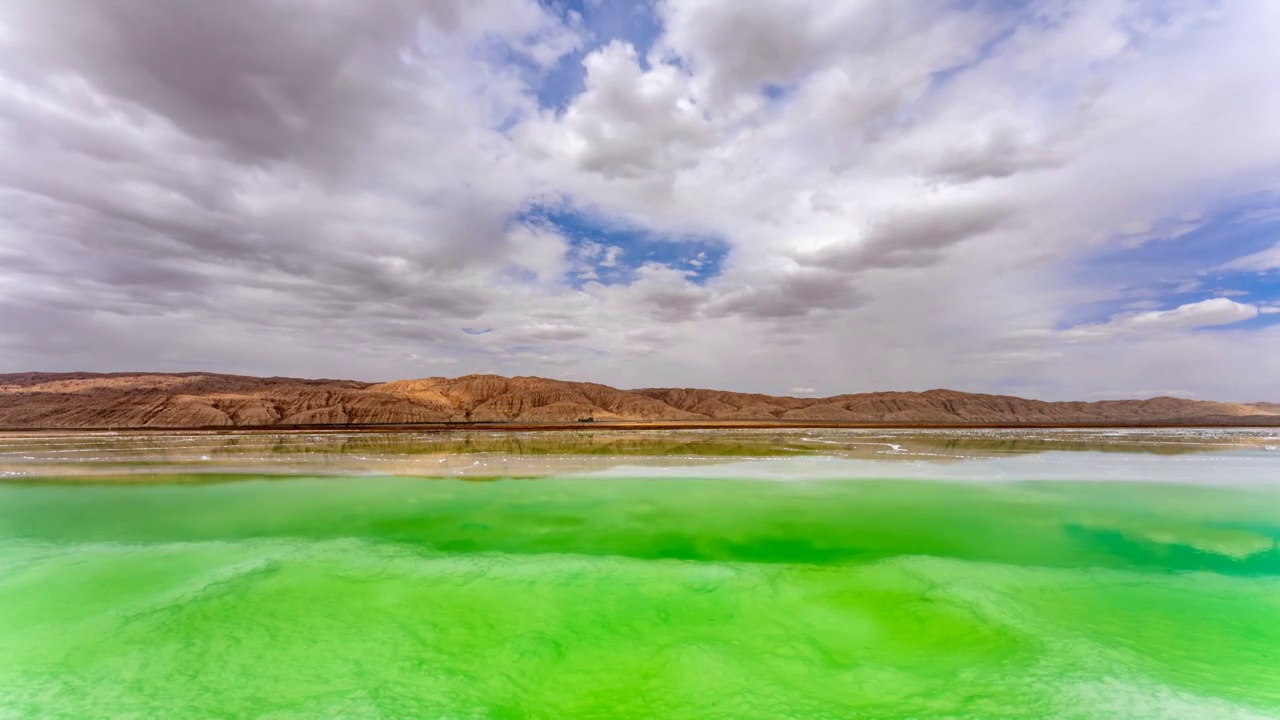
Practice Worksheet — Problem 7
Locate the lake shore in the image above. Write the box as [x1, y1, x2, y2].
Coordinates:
[5, 417, 1280, 434]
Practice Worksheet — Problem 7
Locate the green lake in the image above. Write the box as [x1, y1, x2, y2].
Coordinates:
[1, 429, 1278, 718]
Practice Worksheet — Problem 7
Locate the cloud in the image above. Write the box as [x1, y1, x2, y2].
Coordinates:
[793, 198, 1012, 272]
[2, 0, 577, 164]
[1062, 298, 1260, 342]
[1124, 299, 1259, 331]
[599, 245, 624, 268]
[506, 223, 570, 282]
[709, 267, 864, 319]
[1218, 242, 1280, 272]
[0, 0, 573, 369]
[520, 40, 715, 179]
[1, 0, 1280, 401]
[657, 0, 989, 103]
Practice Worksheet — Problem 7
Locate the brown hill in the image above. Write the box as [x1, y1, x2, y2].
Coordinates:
[0, 372, 1276, 429]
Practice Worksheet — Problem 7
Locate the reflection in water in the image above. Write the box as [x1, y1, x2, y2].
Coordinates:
[2, 427, 1276, 481]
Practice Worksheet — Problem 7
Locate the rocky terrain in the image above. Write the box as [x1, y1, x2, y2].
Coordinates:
[0, 372, 1277, 429]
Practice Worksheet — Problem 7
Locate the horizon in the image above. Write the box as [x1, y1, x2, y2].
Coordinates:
[2, 2, 1279, 402]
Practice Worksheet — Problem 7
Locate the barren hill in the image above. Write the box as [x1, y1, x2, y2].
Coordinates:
[0, 372, 1277, 429]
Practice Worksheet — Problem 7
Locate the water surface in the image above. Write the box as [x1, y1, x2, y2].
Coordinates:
[1, 429, 1278, 718]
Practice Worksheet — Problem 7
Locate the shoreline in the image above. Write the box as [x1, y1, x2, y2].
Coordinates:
[3, 419, 1280, 434]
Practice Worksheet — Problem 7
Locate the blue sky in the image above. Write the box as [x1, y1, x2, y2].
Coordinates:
[517, 201, 728, 287]
[1064, 198, 1280, 331]
[535, 0, 664, 109]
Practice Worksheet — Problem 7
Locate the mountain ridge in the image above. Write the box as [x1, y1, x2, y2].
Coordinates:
[1, 371, 1277, 429]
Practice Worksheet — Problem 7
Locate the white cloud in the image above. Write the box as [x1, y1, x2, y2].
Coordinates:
[520, 40, 715, 180]
[507, 223, 569, 283]
[599, 245, 623, 268]
[1125, 298, 1259, 331]
[1062, 298, 1260, 342]
[1218, 242, 1280, 272]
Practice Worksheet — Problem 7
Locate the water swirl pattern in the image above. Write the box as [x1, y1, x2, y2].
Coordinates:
[1, 429, 1278, 719]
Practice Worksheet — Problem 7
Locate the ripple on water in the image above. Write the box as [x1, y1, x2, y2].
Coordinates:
[0, 473, 1279, 717]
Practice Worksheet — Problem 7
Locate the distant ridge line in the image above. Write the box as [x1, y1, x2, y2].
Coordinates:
[1, 371, 1277, 429]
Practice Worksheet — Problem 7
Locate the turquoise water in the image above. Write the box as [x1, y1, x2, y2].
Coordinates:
[1, 430, 1278, 718]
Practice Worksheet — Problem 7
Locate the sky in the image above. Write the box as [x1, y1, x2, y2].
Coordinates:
[1, 0, 1279, 401]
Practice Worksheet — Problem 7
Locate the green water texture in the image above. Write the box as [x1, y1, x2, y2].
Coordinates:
[2, 470, 1280, 718]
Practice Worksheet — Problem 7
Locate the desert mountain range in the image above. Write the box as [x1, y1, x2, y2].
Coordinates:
[1, 372, 1277, 429]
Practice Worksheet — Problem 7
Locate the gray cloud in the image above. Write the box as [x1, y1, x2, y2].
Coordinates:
[794, 200, 1012, 273]
[4, 1, 422, 165]
[0, 0, 564, 364]
[930, 127, 1061, 182]
[710, 268, 864, 319]
[2, 0, 571, 164]
[658, 0, 987, 101]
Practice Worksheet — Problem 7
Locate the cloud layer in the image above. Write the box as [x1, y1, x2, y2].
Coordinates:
[1, 0, 1279, 400]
